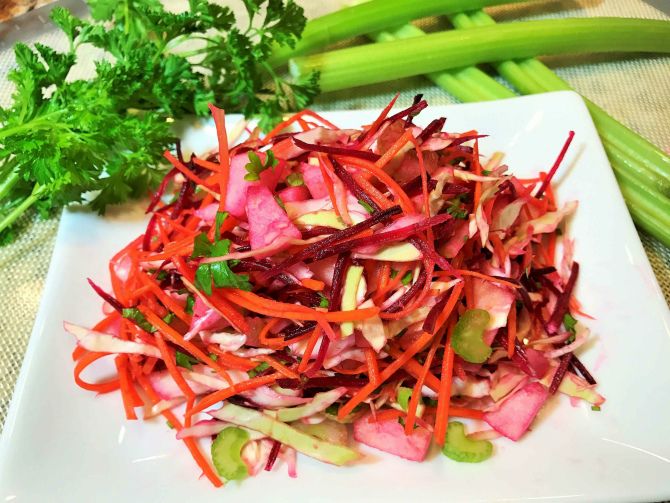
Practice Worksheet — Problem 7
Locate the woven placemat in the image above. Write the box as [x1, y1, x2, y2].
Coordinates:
[1, 0, 669, 430]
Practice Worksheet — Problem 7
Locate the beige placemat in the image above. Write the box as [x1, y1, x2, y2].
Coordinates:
[1, 0, 669, 430]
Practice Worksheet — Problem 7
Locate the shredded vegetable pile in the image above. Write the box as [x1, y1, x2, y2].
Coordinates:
[67, 96, 604, 487]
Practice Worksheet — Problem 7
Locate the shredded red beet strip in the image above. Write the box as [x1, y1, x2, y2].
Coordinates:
[549, 353, 573, 394]
[261, 206, 401, 279]
[384, 267, 428, 313]
[307, 213, 451, 263]
[385, 99, 427, 123]
[265, 440, 281, 471]
[408, 236, 456, 274]
[292, 137, 381, 162]
[442, 182, 472, 196]
[511, 340, 540, 378]
[170, 179, 195, 219]
[570, 355, 597, 385]
[448, 134, 489, 148]
[404, 93, 424, 127]
[300, 226, 339, 239]
[546, 262, 580, 334]
[329, 253, 351, 311]
[281, 321, 318, 341]
[400, 176, 437, 197]
[305, 336, 331, 377]
[142, 213, 160, 252]
[422, 288, 451, 333]
[417, 116, 446, 142]
[146, 167, 177, 213]
[331, 158, 381, 213]
[276, 376, 368, 389]
[535, 130, 575, 198]
[87, 278, 125, 312]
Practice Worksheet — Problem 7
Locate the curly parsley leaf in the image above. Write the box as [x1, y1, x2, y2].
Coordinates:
[244, 150, 278, 181]
[192, 234, 252, 295]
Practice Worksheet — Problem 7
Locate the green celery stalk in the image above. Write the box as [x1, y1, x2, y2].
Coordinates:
[373, 24, 515, 102]
[291, 18, 670, 92]
[452, 10, 670, 189]
[267, 0, 526, 67]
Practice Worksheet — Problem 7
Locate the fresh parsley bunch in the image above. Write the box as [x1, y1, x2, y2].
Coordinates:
[0, 0, 319, 244]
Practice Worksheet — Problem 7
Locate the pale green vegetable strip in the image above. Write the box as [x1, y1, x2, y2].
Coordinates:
[275, 388, 347, 423]
[268, 0, 526, 67]
[211, 403, 360, 465]
[291, 18, 670, 92]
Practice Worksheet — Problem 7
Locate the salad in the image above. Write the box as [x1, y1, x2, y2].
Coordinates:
[66, 96, 604, 487]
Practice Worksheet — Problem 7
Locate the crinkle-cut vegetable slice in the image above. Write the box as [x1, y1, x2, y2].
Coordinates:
[246, 185, 301, 252]
[451, 309, 492, 364]
[211, 403, 360, 465]
[353, 413, 432, 462]
[211, 426, 250, 481]
[442, 422, 493, 463]
[483, 381, 549, 441]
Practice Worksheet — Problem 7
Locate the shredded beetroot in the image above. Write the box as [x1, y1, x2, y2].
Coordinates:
[276, 376, 368, 389]
[87, 278, 124, 312]
[265, 441, 282, 471]
[570, 355, 596, 385]
[307, 213, 451, 263]
[384, 267, 428, 313]
[300, 226, 339, 238]
[305, 336, 331, 377]
[400, 176, 438, 197]
[404, 93, 424, 127]
[262, 205, 401, 279]
[292, 137, 381, 162]
[329, 254, 351, 311]
[142, 213, 160, 252]
[549, 353, 572, 394]
[535, 130, 575, 198]
[386, 98, 427, 123]
[146, 167, 177, 214]
[417, 116, 446, 142]
[331, 158, 381, 213]
[546, 262, 580, 334]
[170, 180, 195, 219]
[281, 321, 317, 341]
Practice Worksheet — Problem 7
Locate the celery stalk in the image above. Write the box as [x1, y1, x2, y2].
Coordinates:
[291, 18, 670, 92]
[373, 25, 514, 102]
[456, 10, 670, 186]
[268, 0, 525, 68]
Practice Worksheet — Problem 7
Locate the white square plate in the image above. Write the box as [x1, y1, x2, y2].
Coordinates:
[2, 91, 670, 503]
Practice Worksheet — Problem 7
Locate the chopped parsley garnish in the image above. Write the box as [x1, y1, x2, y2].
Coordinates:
[175, 351, 199, 370]
[248, 362, 270, 378]
[191, 233, 252, 295]
[358, 199, 375, 214]
[244, 150, 278, 181]
[286, 173, 304, 186]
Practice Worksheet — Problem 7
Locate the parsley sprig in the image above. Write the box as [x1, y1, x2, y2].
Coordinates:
[0, 0, 318, 244]
[191, 232, 252, 295]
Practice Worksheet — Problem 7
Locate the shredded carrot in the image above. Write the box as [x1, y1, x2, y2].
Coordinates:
[319, 153, 352, 225]
[188, 372, 281, 416]
[360, 92, 398, 149]
[374, 130, 413, 170]
[338, 330, 434, 419]
[74, 352, 120, 393]
[405, 331, 440, 434]
[364, 348, 380, 387]
[138, 305, 234, 386]
[254, 354, 300, 380]
[372, 409, 405, 423]
[164, 151, 215, 189]
[298, 326, 322, 373]
[154, 332, 196, 399]
[434, 322, 456, 446]
[352, 171, 393, 210]
[301, 278, 325, 291]
[207, 345, 257, 371]
[115, 355, 141, 420]
[489, 233, 507, 266]
[138, 272, 191, 324]
[208, 104, 231, 211]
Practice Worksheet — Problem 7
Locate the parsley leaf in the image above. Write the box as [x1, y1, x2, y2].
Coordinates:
[244, 150, 278, 181]
[192, 233, 252, 295]
[175, 351, 199, 370]
[401, 271, 414, 285]
[446, 196, 468, 219]
[248, 361, 270, 377]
